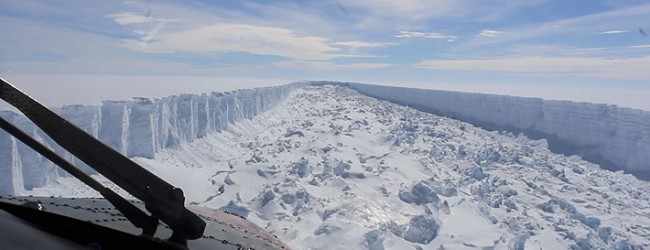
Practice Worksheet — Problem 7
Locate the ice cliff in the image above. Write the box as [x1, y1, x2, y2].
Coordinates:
[328, 82, 650, 179]
[0, 83, 303, 194]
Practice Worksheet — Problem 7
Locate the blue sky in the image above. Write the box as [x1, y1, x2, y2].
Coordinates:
[1, 0, 650, 109]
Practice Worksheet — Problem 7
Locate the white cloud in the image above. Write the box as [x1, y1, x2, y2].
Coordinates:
[573, 47, 608, 51]
[111, 12, 152, 25]
[478, 29, 502, 37]
[332, 41, 397, 48]
[629, 44, 650, 48]
[109, 12, 178, 25]
[597, 30, 629, 34]
[276, 60, 391, 70]
[110, 12, 180, 44]
[122, 23, 357, 61]
[394, 31, 457, 41]
[417, 56, 650, 78]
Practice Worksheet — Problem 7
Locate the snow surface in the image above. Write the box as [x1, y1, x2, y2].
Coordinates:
[16, 85, 650, 249]
[334, 82, 650, 179]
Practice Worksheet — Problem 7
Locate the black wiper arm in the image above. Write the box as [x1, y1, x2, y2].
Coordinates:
[0, 77, 205, 244]
[0, 116, 159, 236]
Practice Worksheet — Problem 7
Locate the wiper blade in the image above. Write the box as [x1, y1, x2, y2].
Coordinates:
[0, 77, 205, 244]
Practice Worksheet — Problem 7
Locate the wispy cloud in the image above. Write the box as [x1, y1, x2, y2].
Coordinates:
[394, 31, 457, 41]
[629, 44, 650, 48]
[332, 41, 397, 48]
[417, 56, 650, 78]
[110, 12, 181, 45]
[478, 29, 502, 37]
[597, 30, 629, 35]
[109, 12, 178, 25]
[276, 60, 391, 70]
[121, 23, 359, 61]
[574, 47, 608, 51]
[344, 0, 549, 25]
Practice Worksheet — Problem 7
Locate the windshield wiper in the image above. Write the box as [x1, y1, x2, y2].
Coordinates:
[0, 77, 205, 245]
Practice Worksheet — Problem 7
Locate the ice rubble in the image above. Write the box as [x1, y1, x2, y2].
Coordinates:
[142, 85, 647, 249]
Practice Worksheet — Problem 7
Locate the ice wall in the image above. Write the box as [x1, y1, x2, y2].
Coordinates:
[334, 82, 650, 179]
[0, 83, 303, 194]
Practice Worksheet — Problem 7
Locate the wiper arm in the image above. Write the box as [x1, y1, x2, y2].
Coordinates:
[0, 116, 159, 236]
[0, 77, 205, 245]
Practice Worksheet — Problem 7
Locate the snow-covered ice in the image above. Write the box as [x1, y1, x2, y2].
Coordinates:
[14, 85, 650, 249]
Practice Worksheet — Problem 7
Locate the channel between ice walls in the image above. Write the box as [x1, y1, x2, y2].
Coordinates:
[0, 83, 304, 195]
[336, 82, 650, 179]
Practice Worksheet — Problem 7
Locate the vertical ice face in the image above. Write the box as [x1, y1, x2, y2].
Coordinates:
[222, 93, 232, 129]
[9, 116, 59, 190]
[225, 94, 238, 124]
[60, 104, 101, 174]
[0, 112, 57, 192]
[176, 94, 197, 143]
[157, 97, 180, 149]
[208, 92, 225, 132]
[99, 100, 129, 155]
[60, 105, 101, 138]
[196, 94, 209, 139]
[10, 137, 25, 195]
[238, 90, 255, 119]
[0, 123, 19, 195]
[127, 98, 156, 158]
